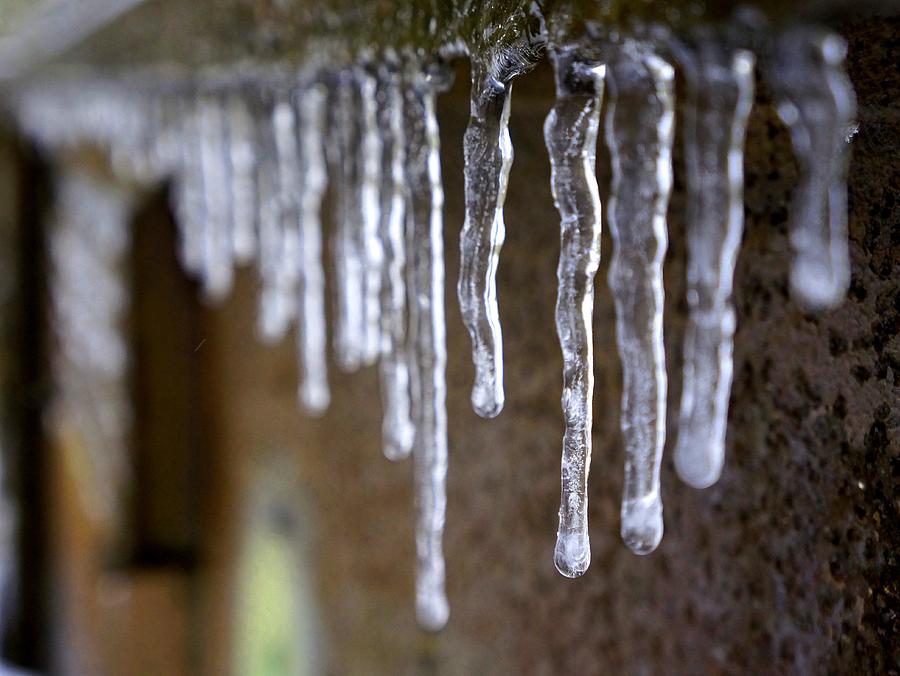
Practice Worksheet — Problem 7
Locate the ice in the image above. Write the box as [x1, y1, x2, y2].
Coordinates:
[671, 41, 755, 490]
[604, 41, 674, 556]
[457, 58, 513, 419]
[544, 47, 604, 578]
[375, 61, 414, 461]
[295, 83, 332, 414]
[766, 28, 856, 310]
[403, 61, 452, 632]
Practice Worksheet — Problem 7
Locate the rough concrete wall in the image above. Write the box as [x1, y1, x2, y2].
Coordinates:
[196, 16, 898, 676]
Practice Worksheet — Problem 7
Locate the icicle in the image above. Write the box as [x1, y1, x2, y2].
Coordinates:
[605, 42, 674, 556]
[376, 61, 414, 461]
[545, 49, 604, 578]
[766, 28, 856, 310]
[328, 73, 367, 371]
[672, 42, 755, 490]
[198, 94, 235, 302]
[457, 58, 513, 419]
[272, 93, 303, 329]
[256, 101, 292, 343]
[295, 83, 331, 414]
[228, 93, 259, 264]
[404, 62, 452, 632]
[173, 96, 207, 279]
[358, 67, 385, 366]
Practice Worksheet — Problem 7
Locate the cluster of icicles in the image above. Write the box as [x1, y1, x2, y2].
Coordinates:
[15, 21, 856, 630]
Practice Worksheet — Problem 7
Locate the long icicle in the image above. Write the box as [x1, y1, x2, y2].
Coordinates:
[404, 62, 451, 632]
[458, 58, 513, 419]
[767, 27, 856, 310]
[328, 73, 367, 371]
[605, 42, 674, 555]
[673, 42, 755, 490]
[376, 61, 414, 460]
[296, 82, 331, 414]
[256, 100, 292, 343]
[358, 67, 385, 366]
[544, 48, 604, 578]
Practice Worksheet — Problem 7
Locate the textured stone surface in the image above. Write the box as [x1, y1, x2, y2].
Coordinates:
[175, 16, 899, 676]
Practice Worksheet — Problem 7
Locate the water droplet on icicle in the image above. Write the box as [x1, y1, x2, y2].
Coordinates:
[404, 61, 453, 632]
[670, 39, 755, 490]
[605, 41, 674, 556]
[766, 27, 856, 310]
[544, 47, 604, 578]
[375, 60, 414, 461]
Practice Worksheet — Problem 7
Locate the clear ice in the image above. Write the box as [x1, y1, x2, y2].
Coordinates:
[544, 48, 604, 578]
[404, 62, 452, 632]
[376, 61, 415, 461]
[605, 41, 674, 556]
[457, 58, 514, 419]
[672, 41, 755, 490]
[8, 6, 861, 634]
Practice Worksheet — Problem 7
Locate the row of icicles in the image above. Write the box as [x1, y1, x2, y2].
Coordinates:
[15, 22, 856, 630]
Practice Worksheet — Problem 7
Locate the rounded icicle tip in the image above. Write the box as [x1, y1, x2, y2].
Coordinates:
[470, 376, 504, 419]
[554, 530, 591, 578]
[416, 592, 450, 633]
[674, 438, 725, 490]
[620, 495, 664, 556]
[790, 259, 849, 311]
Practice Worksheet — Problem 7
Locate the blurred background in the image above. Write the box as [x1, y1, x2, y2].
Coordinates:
[0, 1, 897, 675]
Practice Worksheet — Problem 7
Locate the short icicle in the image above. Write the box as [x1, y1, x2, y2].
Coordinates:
[376, 61, 414, 460]
[198, 94, 235, 302]
[766, 27, 856, 310]
[457, 58, 514, 419]
[173, 95, 207, 279]
[672, 41, 755, 490]
[296, 83, 331, 414]
[544, 48, 605, 578]
[358, 67, 385, 366]
[228, 93, 259, 264]
[404, 62, 452, 631]
[605, 42, 675, 556]
[328, 72, 367, 371]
